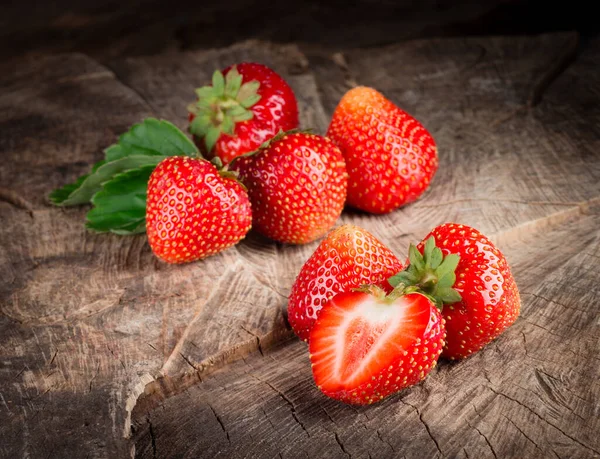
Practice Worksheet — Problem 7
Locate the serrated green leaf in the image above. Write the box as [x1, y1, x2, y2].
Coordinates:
[224, 66, 243, 98]
[430, 247, 443, 270]
[212, 70, 225, 96]
[49, 174, 90, 204]
[105, 118, 198, 161]
[437, 287, 462, 304]
[408, 244, 425, 272]
[50, 118, 199, 207]
[435, 253, 460, 279]
[56, 155, 164, 206]
[86, 165, 155, 234]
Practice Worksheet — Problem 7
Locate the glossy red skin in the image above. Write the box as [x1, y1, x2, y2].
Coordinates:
[327, 86, 438, 214]
[309, 291, 445, 405]
[287, 224, 403, 341]
[146, 157, 252, 264]
[189, 62, 299, 164]
[229, 133, 347, 244]
[417, 223, 520, 359]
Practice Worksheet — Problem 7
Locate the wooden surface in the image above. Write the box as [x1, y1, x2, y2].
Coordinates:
[1, 31, 599, 459]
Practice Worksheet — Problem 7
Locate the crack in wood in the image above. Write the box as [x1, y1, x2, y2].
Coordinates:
[465, 419, 498, 459]
[333, 431, 351, 459]
[206, 403, 230, 445]
[146, 418, 157, 459]
[501, 414, 544, 454]
[401, 400, 443, 457]
[488, 387, 600, 456]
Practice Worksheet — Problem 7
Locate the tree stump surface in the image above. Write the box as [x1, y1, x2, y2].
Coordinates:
[1, 32, 599, 459]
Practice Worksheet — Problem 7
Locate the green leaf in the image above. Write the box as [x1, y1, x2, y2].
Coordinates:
[55, 155, 164, 206]
[430, 247, 443, 270]
[212, 70, 225, 96]
[435, 253, 460, 279]
[86, 165, 155, 234]
[237, 80, 260, 101]
[388, 271, 418, 288]
[105, 118, 198, 161]
[49, 174, 90, 204]
[408, 244, 425, 272]
[437, 287, 462, 304]
[231, 111, 254, 123]
[224, 66, 243, 98]
[195, 86, 216, 100]
[50, 118, 198, 207]
[240, 94, 261, 109]
[437, 271, 456, 289]
[423, 237, 435, 268]
[204, 127, 221, 153]
[190, 115, 212, 137]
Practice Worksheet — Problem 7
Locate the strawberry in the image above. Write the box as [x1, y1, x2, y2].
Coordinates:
[146, 156, 252, 263]
[229, 131, 347, 244]
[389, 223, 520, 359]
[287, 224, 403, 341]
[327, 86, 438, 214]
[188, 63, 299, 164]
[309, 286, 445, 405]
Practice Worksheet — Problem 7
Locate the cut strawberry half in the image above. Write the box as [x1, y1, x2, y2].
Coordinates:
[309, 287, 445, 405]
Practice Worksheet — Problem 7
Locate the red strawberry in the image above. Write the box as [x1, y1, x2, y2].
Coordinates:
[309, 286, 445, 405]
[389, 223, 520, 359]
[188, 63, 299, 164]
[327, 86, 438, 214]
[146, 156, 252, 263]
[229, 131, 347, 244]
[287, 224, 403, 341]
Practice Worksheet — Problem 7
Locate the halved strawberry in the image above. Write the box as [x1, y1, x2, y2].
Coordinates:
[309, 287, 445, 405]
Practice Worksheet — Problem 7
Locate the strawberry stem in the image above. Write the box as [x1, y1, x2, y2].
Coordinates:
[189, 66, 261, 153]
[388, 237, 462, 309]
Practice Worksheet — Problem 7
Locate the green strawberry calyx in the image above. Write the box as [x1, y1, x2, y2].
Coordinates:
[387, 237, 462, 310]
[188, 66, 262, 154]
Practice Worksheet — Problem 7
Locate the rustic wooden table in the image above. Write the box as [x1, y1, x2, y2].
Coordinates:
[1, 31, 599, 458]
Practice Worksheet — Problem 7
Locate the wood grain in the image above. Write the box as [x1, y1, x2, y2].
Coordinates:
[130, 33, 600, 457]
[1, 32, 599, 458]
[131, 204, 600, 459]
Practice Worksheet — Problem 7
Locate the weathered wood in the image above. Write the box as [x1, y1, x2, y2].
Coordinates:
[132, 204, 600, 459]
[0, 43, 323, 458]
[0, 0, 516, 63]
[2, 31, 600, 458]
[130, 33, 600, 457]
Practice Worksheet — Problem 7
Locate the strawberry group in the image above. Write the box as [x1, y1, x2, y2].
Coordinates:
[188, 63, 299, 164]
[230, 131, 348, 244]
[287, 224, 403, 341]
[146, 156, 252, 263]
[327, 86, 438, 214]
[290, 221, 519, 405]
